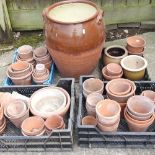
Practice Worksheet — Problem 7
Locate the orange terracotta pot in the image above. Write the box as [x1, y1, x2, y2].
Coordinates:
[43, 0, 105, 77]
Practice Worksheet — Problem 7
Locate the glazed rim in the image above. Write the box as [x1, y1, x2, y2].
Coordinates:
[104, 45, 128, 59]
[121, 55, 148, 72]
[127, 95, 154, 117]
[44, 0, 101, 24]
[127, 36, 146, 47]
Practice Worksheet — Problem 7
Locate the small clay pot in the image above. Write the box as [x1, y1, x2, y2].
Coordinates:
[96, 99, 121, 125]
[34, 46, 48, 58]
[21, 116, 45, 136]
[86, 104, 96, 116]
[103, 45, 128, 65]
[83, 78, 104, 98]
[11, 60, 29, 72]
[0, 104, 4, 126]
[45, 115, 65, 132]
[121, 55, 148, 81]
[126, 36, 145, 53]
[22, 128, 45, 137]
[128, 50, 144, 57]
[82, 115, 97, 126]
[34, 52, 52, 64]
[0, 118, 6, 134]
[102, 66, 123, 81]
[106, 63, 122, 76]
[18, 45, 33, 59]
[141, 90, 155, 102]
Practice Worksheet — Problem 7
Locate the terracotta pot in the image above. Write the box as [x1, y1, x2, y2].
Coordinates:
[34, 46, 48, 58]
[127, 95, 154, 120]
[43, 0, 105, 78]
[22, 129, 45, 137]
[45, 115, 65, 132]
[106, 78, 136, 103]
[103, 45, 128, 66]
[106, 63, 122, 76]
[83, 78, 104, 98]
[0, 118, 6, 134]
[0, 104, 4, 126]
[128, 50, 144, 57]
[96, 99, 121, 125]
[18, 45, 33, 59]
[86, 104, 96, 116]
[124, 108, 154, 132]
[11, 60, 29, 71]
[21, 116, 45, 136]
[126, 36, 145, 53]
[141, 90, 155, 102]
[121, 55, 148, 81]
[34, 52, 52, 64]
[82, 115, 97, 126]
[102, 66, 123, 81]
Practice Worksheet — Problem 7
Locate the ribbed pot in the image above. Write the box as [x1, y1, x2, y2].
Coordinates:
[43, 0, 105, 77]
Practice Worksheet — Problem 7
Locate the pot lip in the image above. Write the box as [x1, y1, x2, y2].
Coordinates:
[104, 45, 128, 59]
[127, 36, 146, 48]
[43, 0, 101, 25]
[121, 55, 148, 72]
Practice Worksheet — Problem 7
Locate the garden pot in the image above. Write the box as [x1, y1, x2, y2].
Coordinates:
[0, 118, 6, 134]
[106, 63, 122, 76]
[103, 45, 128, 66]
[128, 51, 144, 57]
[34, 46, 48, 58]
[18, 45, 33, 59]
[83, 78, 104, 98]
[43, 0, 105, 78]
[0, 104, 4, 126]
[11, 60, 29, 72]
[82, 115, 97, 126]
[121, 55, 148, 81]
[141, 90, 155, 102]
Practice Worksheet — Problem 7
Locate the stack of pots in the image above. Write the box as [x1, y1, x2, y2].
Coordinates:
[4, 99, 29, 128]
[34, 46, 52, 70]
[106, 78, 136, 117]
[21, 116, 45, 136]
[32, 64, 49, 84]
[17, 45, 35, 66]
[0, 104, 6, 134]
[126, 36, 145, 56]
[43, 0, 105, 78]
[124, 96, 155, 132]
[96, 99, 121, 132]
[6, 61, 33, 85]
[102, 63, 123, 80]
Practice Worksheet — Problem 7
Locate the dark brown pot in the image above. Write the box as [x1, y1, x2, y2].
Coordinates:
[43, 0, 105, 78]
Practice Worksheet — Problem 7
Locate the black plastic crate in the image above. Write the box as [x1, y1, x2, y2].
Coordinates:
[77, 75, 155, 148]
[0, 78, 75, 152]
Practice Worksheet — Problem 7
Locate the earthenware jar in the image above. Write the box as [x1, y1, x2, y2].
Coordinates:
[141, 90, 155, 102]
[21, 116, 45, 136]
[126, 36, 145, 53]
[121, 55, 148, 80]
[83, 78, 104, 98]
[82, 115, 97, 126]
[103, 45, 128, 66]
[86, 92, 104, 116]
[43, 0, 105, 77]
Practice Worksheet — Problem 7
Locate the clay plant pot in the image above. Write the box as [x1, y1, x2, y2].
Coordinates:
[11, 60, 29, 72]
[141, 90, 155, 102]
[4, 99, 29, 128]
[34, 52, 52, 63]
[126, 36, 145, 53]
[124, 108, 154, 132]
[0, 104, 4, 126]
[96, 99, 121, 125]
[106, 63, 122, 76]
[45, 115, 65, 134]
[34, 46, 48, 58]
[106, 78, 136, 103]
[102, 66, 123, 81]
[121, 55, 148, 81]
[127, 95, 154, 121]
[18, 45, 33, 59]
[103, 45, 128, 66]
[43, 0, 105, 78]
[128, 51, 144, 57]
[82, 115, 97, 126]
[21, 116, 45, 136]
[0, 118, 6, 134]
[83, 78, 104, 98]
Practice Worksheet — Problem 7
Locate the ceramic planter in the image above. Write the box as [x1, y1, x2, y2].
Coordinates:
[43, 0, 105, 78]
[106, 63, 122, 76]
[103, 45, 128, 66]
[121, 55, 148, 81]
[82, 115, 97, 126]
[34, 46, 48, 58]
[18, 45, 33, 59]
[141, 90, 155, 102]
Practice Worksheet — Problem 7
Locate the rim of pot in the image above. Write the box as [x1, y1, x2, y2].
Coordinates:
[43, 0, 102, 24]
[104, 45, 128, 59]
[121, 55, 148, 72]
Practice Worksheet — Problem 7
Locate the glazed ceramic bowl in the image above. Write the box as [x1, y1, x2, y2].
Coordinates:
[34, 46, 48, 58]
[126, 36, 146, 53]
[83, 78, 104, 98]
[141, 90, 155, 102]
[103, 45, 128, 65]
[106, 63, 122, 76]
[82, 115, 97, 126]
[18, 45, 33, 59]
[121, 55, 148, 81]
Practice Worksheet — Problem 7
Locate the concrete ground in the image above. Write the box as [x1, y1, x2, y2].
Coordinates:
[0, 32, 155, 154]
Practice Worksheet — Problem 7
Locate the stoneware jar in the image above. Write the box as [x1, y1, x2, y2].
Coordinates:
[43, 0, 106, 77]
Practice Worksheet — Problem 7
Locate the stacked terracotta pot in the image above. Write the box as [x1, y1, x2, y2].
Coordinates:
[141, 90, 155, 102]
[7, 61, 33, 85]
[96, 99, 121, 132]
[124, 96, 154, 132]
[82, 115, 97, 126]
[102, 63, 123, 80]
[0, 104, 6, 134]
[34, 46, 52, 70]
[106, 78, 136, 117]
[126, 36, 145, 56]
[17, 45, 35, 66]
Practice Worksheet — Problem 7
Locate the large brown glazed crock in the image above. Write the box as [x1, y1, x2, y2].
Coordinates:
[43, 0, 105, 77]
